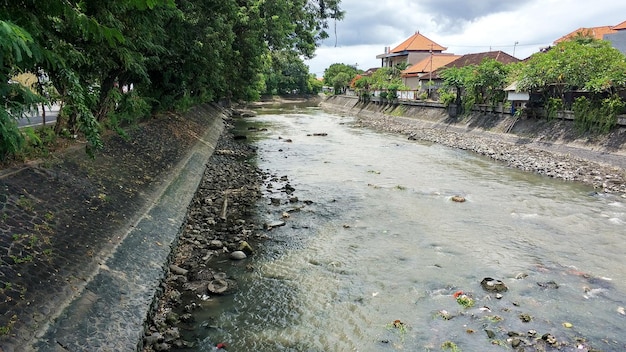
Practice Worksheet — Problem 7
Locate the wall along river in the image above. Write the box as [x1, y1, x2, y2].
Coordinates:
[180, 105, 626, 351]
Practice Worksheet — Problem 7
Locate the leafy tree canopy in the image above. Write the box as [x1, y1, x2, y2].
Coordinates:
[515, 39, 626, 95]
[0, 0, 343, 160]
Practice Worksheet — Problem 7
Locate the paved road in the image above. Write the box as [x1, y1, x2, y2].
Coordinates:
[18, 104, 59, 127]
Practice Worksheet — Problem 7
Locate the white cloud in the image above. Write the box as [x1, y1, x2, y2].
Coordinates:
[305, 0, 626, 76]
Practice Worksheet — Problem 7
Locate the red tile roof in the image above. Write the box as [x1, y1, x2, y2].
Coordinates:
[554, 25, 617, 43]
[612, 20, 626, 30]
[443, 51, 519, 68]
[402, 54, 461, 77]
[420, 51, 520, 80]
[390, 31, 447, 53]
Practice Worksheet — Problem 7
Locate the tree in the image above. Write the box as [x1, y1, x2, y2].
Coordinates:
[323, 63, 359, 92]
[440, 59, 511, 114]
[514, 38, 626, 131]
[262, 50, 312, 95]
[1, 0, 345, 159]
[332, 72, 351, 94]
[516, 39, 626, 99]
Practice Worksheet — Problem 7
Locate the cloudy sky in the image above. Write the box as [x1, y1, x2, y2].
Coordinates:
[304, 0, 626, 76]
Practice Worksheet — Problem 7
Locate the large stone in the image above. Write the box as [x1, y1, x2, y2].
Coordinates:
[207, 279, 229, 294]
[480, 277, 508, 292]
[238, 241, 253, 255]
[230, 250, 247, 260]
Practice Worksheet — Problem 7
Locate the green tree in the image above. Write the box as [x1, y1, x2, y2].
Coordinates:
[516, 39, 626, 100]
[514, 38, 626, 131]
[332, 72, 351, 94]
[323, 63, 359, 92]
[263, 50, 312, 95]
[1, 0, 344, 160]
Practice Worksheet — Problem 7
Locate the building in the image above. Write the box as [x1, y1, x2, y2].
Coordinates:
[376, 31, 447, 68]
[418, 50, 520, 89]
[400, 54, 460, 90]
[603, 20, 626, 54]
[554, 19, 626, 54]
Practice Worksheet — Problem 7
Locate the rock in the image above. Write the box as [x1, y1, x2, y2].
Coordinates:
[511, 337, 521, 348]
[266, 220, 286, 229]
[144, 332, 163, 346]
[238, 241, 253, 255]
[519, 313, 532, 322]
[537, 280, 559, 289]
[480, 277, 508, 292]
[230, 250, 247, 260]
[169, 264, 188, 276]
[208, 240, 224, 249]
[207, 279, 229, 294]
[165, 312, 179, 325]
[541, 333, 558, 345]
[451, 195, 466, 202]
[154, 342, 171, 351]
[485, 329, 496, 338]
[163, 327, 180, 342]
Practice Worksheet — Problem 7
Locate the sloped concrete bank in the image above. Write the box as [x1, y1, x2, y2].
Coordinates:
[0, 104, 228, 351]
[321, 95, 626, 195]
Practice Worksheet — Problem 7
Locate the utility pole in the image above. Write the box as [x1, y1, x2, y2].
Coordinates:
[429, 44, 433, 98]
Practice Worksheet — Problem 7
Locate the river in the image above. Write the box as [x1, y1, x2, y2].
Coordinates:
[181, 105, 626, 351]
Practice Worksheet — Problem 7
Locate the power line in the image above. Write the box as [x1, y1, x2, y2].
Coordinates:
[444, 42, 549, 48]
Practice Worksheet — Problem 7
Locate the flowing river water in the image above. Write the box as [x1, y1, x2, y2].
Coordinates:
[181, 105, 626, 351]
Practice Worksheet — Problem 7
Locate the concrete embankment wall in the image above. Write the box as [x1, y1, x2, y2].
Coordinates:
[321, 95, 626, 160]
[322, 95, 521, 135]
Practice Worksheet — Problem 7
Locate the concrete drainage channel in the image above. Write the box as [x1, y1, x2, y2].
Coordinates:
[32, 116, 226, 351]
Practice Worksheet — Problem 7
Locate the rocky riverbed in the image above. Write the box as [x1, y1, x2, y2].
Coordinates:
[142, 102, 626, 351]
[142, 121, 282, 351]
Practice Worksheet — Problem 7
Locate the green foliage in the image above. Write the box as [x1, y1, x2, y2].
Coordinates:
[573, 95, 624, 134]
[516, 39, 626, 96]
[441, 340, 461, 352]
[545, 97, 563, 120]
[262, 50, 312, 95]
[438, 88, 455, 107]
[0, 109, 24, 161]
[440, 59, 511, 114]
[106, 90, 150, 137]
[332, 72, 352, 94]
[308, 74, 323, 94]
[369, 67, 403, 90]
[1, 0, 344, 159]
[323, 63, 359, 92]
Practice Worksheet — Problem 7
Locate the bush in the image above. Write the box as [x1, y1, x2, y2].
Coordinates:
[573, 95, 624, 134]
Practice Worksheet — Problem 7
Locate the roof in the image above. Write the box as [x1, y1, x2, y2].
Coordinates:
[390, 31, 447, 53]
[401, 54, 461, 77]
[612, 20, 626, 31]
[444, 51, 519, 68]
[362, 67, 380, 76]
[420, 51, 520, 80]
[554, 25, 617, 43]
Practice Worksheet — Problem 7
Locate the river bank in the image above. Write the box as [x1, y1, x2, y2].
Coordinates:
[321, 95, 626, 196]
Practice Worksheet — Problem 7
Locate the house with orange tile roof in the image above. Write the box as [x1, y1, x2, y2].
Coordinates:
[553, 25, 617, 44]
[376, 31, 447, 68]
[604, 20, 626, 54]
[418, 51, 520, 98]
[400, 54, 460, 89]
[553, 19, 626, 54]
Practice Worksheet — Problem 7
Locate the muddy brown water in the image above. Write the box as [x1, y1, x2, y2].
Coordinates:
[179, 106, 626, 351]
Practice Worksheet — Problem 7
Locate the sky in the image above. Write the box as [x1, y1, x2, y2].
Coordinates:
[304, 0, 626, 77]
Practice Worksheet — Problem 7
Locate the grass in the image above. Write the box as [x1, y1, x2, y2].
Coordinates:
[0, 315, 18, 336]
